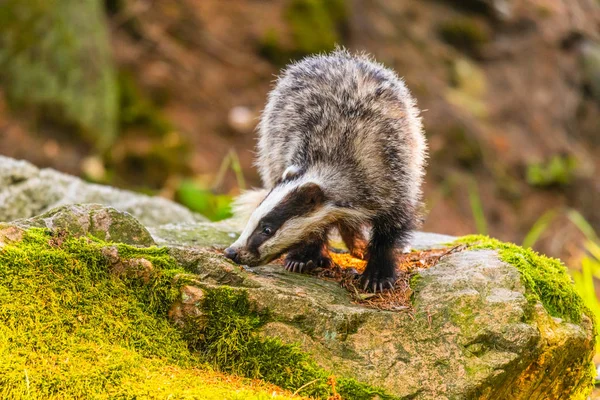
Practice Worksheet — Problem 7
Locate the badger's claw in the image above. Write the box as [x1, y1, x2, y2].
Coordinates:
[285, 260, 307, 273]
[284, 254, 330, 274]
[359, 273, 396, 293]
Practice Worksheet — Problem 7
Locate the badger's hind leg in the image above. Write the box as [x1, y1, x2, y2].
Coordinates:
[284, 231, 332, 273]
[360, 216, 412, 292]
[338, 223, 368, 260]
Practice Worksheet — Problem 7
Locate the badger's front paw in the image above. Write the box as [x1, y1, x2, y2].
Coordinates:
[359, 268, 397, 293]
[284, 252, 331, 274]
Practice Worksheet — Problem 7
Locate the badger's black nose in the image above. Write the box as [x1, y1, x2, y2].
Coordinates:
[224, 247, 239, 263]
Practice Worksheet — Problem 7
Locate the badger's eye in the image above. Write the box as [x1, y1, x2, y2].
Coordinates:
[262, 226, 273, 236]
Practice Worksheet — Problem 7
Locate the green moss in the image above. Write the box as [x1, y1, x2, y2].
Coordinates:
[0, 228, 295, 399]
[260, 0, 347, 65]
[192, 287, 397, 400]
[117, 71, 172, 137]
[409, 273, 423, 304]
[439, 17, 490, 56]
[105, 73, 192, 190]
[526, 155, 577, 188]
[0, 227, 394, 399]
[452, 235, 589, 324]
[0, 0, 117, 150]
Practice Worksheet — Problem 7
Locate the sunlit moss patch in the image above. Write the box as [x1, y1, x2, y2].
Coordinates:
[452, 235, 590, 324]
[0, 228, 294, 399]
[192, 287, 396, 399]
[0, 227, 395, 399]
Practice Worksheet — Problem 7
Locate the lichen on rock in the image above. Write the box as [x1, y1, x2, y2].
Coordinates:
[11, 203, 155, 246]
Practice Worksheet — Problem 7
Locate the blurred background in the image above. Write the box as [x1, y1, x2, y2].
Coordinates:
[0, 0, 599, 336]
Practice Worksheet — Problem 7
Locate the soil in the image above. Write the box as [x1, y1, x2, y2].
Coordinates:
[267, 245, 466, 313]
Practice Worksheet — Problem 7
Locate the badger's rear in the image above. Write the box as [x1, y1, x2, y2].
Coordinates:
[226, 49, 427, 292]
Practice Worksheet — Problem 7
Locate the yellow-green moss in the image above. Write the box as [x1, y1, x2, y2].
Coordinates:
[452, 235, 590, 324]
[0, 228, 394, 399]
[191, 287, 397, 399]
[0, 228, 293, 399]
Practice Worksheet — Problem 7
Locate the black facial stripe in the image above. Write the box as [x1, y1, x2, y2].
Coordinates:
[246, 183, 324, 254]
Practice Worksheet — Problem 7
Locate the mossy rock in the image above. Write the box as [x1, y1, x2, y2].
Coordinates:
[0, 0, 117, 150]
[0, 204, 594, 399]
[0, 225, 298, 399]
[154, 222, 595, 399]
[0, 211, 392, 399]
[11, 203, 155, 246]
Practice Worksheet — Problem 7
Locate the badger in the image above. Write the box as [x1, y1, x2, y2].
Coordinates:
[224, 49, 427, 292]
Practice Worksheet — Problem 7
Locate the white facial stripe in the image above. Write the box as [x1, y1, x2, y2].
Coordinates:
[231, 180, 298, 249]
[231, 173, 327, 250]
[257, 204, 371, 261]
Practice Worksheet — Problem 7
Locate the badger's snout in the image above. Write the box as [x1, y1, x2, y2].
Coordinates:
[224, 247, 240, 263]
[224, 245, 269, 267]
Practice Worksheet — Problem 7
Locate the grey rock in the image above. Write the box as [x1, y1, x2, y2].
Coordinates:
[149, 219, 593, 399]
[411, 231, 456, 249]
[0, 155, 206, 226]
[149, 220, 238, 248]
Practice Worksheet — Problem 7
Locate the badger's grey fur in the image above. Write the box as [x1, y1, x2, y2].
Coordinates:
[225, 49, 427, 292]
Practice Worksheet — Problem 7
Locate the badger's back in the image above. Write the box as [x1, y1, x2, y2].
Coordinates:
[257, 50, 426, 212]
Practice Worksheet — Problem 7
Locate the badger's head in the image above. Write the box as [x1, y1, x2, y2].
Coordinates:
[224, 176, 332, 267]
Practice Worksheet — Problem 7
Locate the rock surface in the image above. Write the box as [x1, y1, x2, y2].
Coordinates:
[157, 223, 594, 399]
[0, 156, 206, 226]
[11, 203, 155, 246]
[1, 203, 593, 399]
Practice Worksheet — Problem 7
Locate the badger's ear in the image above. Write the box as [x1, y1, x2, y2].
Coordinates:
[298, 182, 325, 206]
[281, 165, 303, 183]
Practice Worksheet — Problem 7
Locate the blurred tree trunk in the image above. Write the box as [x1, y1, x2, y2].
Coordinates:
[0, 0, 117, 150]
